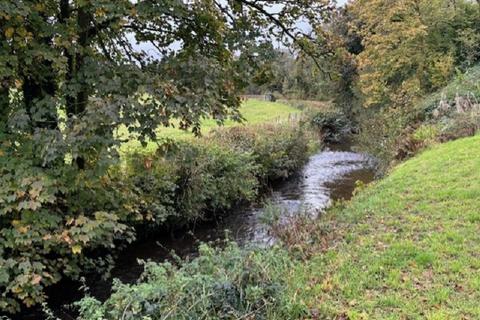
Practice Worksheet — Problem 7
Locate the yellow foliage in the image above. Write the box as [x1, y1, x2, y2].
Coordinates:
[350, 0, 459, 108]
[71, 244, 82, 255]
[4, 27, 14, 39]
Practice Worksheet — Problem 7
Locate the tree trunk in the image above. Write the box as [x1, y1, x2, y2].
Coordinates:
[60, 0, 77, 117]
[0, 85, 9, 132]
[63, 5, 91, 169]
[23, 67, 58, 130]
[75, 8, 90, 116]
[63, 5, 90, 117]
[22, 4, 59, 131]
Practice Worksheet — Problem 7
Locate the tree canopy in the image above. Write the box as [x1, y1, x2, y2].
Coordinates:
[348, 0, 480, 108]
[0, 0, 334, 168]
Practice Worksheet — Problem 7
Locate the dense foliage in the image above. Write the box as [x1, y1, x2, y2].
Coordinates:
[324, 0, 480, 167]
[347, 62, 480, 169]
[76, 243, 298, 320]
[245, 49, 330, 101]
[347, 0, 480, 109]
[307, 109, 350, 143]
[210, 122, 314, 183]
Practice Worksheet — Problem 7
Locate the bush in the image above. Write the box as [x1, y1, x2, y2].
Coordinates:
[76, 243, 299, 320]
[0, 142, 135, 312]
[308, 109, 350, 143]
[412, 124, 440, 143]
[418, 65, 480, 117]
[210, 123, 312, 183]
[117, 141, 260, 228]
[110, 154, 178, 226]
[353, 106, 421, 171]
[439, 111, 480, 141]
[261, 204, 334, 261]
[355, 64, 480, 170]
[165, 142, 259, 223]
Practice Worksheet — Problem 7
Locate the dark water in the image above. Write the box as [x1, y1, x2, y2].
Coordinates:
[13, 143, 375, 320]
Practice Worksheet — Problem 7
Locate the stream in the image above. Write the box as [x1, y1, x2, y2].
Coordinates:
[16, 142, 376, 320]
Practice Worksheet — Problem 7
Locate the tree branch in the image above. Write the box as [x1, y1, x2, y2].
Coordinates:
[235, 0, 332, 76]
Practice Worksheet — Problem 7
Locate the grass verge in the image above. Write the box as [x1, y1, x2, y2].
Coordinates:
[291, 135, 480, 319]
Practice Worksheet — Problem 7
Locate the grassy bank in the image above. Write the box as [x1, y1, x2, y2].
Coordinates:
[291, 135, 480, 319]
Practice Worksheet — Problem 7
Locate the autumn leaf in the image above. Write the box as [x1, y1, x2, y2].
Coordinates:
[4, 27, 14, 39]
[60, 231, 73, 245]
[18, 226, 29, 234]
[71, 245, 82, 255]
[42, 234, 52, 241]
[31, 275, 42, 285]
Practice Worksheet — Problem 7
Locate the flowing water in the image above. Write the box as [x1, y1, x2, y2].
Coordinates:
[16, 142, 376, 320]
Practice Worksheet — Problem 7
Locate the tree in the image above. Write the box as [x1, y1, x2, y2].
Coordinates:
[0, 0, 335, 312]
[244, 48, 330, 100]
[348, 0, 480, 108]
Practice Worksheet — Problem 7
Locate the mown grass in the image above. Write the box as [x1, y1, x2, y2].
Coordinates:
[289, 135, 480, 319]
[158, 99, 301, 138]
[119, 99, 300, 153]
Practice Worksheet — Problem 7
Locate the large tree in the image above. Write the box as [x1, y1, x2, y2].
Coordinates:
[1, 0, 334, 167]
[348, 0, 480, 108]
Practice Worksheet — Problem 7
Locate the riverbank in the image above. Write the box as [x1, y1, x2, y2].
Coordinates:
[292, 134, 480, 318]
[76, 134, 480, 319]
[23, 138, 373, 320]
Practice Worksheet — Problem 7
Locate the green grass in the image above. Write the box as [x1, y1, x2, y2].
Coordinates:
[290, 135, 480, 319]
[119, 99, 300, 153]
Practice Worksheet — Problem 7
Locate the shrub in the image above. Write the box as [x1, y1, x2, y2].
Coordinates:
[438, 111, 480, 141]
[117, 141, 259, 228]
[211, 123, 312, 184]
[353, 105, 422, 171]
[111, 154, 178, 225]
[307, 109, 350, 143]
[166, 142, 259, 223]
[418, 65, 480, 117]
[0, 143, 134, 312]
[355, 65, 480, 170]
[76, 243, 298, 320]
[261, 204, 334, 261]
[412, 124, 440, 143]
